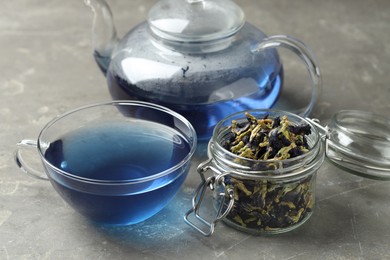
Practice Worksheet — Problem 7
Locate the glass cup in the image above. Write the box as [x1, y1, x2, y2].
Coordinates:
[15, 101, 197, 226]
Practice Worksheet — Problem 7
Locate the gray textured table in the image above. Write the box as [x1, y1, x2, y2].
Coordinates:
[1, 0, 389, 259]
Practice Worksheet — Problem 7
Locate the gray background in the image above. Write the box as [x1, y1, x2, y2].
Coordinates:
[1, 0, 389, 259]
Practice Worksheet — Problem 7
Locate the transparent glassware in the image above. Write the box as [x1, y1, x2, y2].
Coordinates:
[85, 0, 321, 141]
[185, 110, 325, 235]
[326, 110, 390, 180]
[15, 101, 197, 226]
[185, 109, 390, 236]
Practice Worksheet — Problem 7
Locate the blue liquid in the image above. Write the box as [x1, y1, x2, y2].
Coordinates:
[94, 22, 284, 141]
[107, 71, 282, 141]
[44, 121, 191, 225]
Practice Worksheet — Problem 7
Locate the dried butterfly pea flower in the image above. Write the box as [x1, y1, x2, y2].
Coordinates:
[222, 113, 311, 162]
[223, 176, 315, 231]
[220, 112, 314, 232]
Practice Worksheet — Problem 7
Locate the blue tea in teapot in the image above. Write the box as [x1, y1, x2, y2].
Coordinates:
[86, 0, 320, 141]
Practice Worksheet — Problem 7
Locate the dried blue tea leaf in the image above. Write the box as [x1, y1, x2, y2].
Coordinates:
[235, 121, 251, 134]
[288, 146, 303, 158]
[222, 113, 311, 161]
[222, 176, 315, 231]
[219, 112, 314, 232]
[288, 124, 312, 135]
[273, 116, 281, 128]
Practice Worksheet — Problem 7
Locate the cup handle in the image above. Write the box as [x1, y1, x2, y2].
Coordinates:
[255, 35, 322, 116]
[15, 139, 49, 181]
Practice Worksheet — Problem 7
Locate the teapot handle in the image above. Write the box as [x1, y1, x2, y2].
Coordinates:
[255, 35, 322, 116]
[15, 139, 49, 181]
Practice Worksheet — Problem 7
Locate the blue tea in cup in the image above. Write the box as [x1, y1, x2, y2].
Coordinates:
[15, 101, 197, 225]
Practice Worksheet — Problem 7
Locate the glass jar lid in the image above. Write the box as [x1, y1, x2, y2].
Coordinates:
[148, 0, 245, 42]
[319, 110, 390, 180]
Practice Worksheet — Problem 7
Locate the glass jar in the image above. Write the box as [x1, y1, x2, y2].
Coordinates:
[185, 110, 325, 236]
[185, 109, 390, 236]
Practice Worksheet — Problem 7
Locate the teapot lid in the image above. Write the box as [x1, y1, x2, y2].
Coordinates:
[148, 0, 245, 43]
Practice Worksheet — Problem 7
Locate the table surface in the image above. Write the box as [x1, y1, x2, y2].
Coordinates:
[1, 0, 389, 259]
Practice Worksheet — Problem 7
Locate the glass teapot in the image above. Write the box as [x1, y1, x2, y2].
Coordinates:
[85, 0, 321, 141]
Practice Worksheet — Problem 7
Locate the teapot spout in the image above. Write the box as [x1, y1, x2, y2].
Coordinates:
[84, 0, 118, 74]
